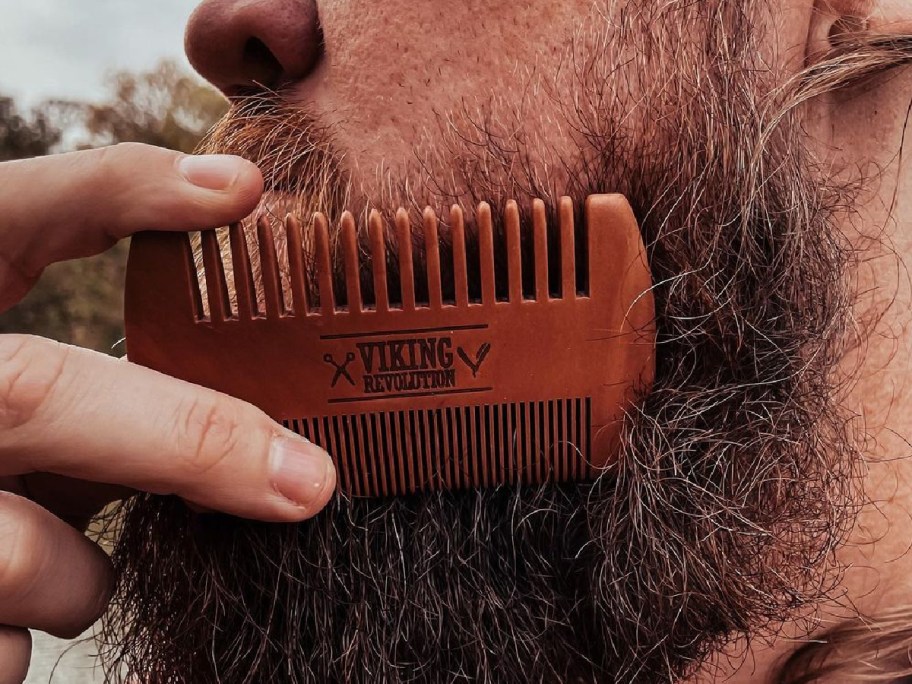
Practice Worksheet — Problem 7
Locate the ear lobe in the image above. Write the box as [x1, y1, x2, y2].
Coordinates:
[808, 0, 912, 63]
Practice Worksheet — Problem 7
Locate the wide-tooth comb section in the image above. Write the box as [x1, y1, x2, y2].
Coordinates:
[313, 213, 335, 315]
[228, 222, 257, 319]
[285, 215, 308, 316]
[201, 230, 231, 321]
[257, 217, 285, 318]
[340, 212, 362, 315]
[125, 195, 656, 498]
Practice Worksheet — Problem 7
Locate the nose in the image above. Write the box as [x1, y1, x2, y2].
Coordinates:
[185, 0, 322, 95]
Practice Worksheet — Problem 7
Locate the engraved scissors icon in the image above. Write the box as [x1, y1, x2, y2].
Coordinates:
[324, 352, 356, 387]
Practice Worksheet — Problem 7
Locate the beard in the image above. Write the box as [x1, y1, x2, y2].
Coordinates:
[99, 1, 865, 681]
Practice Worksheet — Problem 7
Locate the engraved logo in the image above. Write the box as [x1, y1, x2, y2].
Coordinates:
[322, 328, 494, 401]
[457, 343, 491, 378]
[323, 352, 356, 387]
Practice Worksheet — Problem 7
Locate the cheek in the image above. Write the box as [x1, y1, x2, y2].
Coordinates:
[301, 0, 596, 167]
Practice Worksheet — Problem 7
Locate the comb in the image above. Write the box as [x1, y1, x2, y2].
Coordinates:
[124, 195, 655, 497]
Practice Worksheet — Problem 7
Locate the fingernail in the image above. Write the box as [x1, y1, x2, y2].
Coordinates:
[269, 435, 335, 510]
[179, 155, 248, 191]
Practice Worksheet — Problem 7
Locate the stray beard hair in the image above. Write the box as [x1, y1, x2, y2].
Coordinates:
[98, 2, 912, 682]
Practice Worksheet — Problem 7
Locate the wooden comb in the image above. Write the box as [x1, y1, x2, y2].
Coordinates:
[124, 194, 655, 497]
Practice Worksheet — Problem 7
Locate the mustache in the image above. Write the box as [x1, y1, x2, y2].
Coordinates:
[198, 93, 353, 222]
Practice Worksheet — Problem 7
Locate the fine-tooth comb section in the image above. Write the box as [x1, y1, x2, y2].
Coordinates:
[125, 195, 656, 497]
[283, 398, 593, 495]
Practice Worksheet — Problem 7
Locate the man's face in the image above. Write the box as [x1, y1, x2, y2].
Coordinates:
[101, 2, 912, 682]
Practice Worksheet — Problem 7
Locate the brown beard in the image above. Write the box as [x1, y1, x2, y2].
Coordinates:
[99, 2, 867, 681]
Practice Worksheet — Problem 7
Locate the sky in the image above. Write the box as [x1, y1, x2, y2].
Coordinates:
[0, 0, 200, 106]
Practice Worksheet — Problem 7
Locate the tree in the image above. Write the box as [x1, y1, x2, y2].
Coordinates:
[0, 96, 62, 161]
[0, 62, 227, 352]
[77, 58, 227, 153]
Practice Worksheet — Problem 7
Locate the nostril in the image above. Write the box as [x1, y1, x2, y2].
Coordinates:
[242, 37, 284, 88]
[185, 0, 324, 96]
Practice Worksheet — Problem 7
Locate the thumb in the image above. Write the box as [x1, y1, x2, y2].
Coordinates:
[0, 143, 263, 281]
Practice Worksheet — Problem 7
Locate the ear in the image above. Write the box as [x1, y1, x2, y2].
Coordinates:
[808, 0, 912, 62]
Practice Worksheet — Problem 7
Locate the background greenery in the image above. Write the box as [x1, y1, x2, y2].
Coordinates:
[0, 60, 226, 353]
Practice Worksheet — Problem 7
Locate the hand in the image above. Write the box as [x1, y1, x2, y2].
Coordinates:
[0, 143, 337, 683]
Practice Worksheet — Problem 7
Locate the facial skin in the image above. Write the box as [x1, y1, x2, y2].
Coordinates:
[101, 1, 912, 682]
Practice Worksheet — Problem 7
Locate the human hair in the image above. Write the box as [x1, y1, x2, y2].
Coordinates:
[771, 30, 912, 684]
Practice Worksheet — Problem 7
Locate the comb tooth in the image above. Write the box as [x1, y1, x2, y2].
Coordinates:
[462, 407, 473, 488]
[522, 400, 533, 484]
[533, 199, 549, 302]
[341, 415, 360, 497]
[423, 208, 443, 309]
[422, 409, 436, 490]
[341, 212, 362, 315]
[380, 411, 396, 496]
[257, 217, 285, 318]
[400, 411, 415, 494]
[537, 400, 546, 483]
[314, 213, 335, 315]
[505, 402, 516, 483]
[488, 404, 500, 485]
[563, 399, 572, 482]
[381, 411, 397, 496]
[450, 205, 469, 307]
[559, 196, 576, 300]
[228, 222, 256, 319]
[408, 409, 423, 491]
[285, 215, 309, 315]
[456, 406, 469, 489]
[550, 399, 560, 482]
[201, 230, 231, 322]
[354, 414, 371, 498]
[396, 209, 416, 311]
[505, 201, 523, 303]
[472, 405, 494, 487]
[477, 202, 496, 306]
[422, 409, 435, 490]
[181, 234, 205, 321]
[369, 210, 389, 313]
[573, 397, 583, 482]
[585, 397, 593, 481]
[370, 412, 390, 497]
[445, 407, 457, 490]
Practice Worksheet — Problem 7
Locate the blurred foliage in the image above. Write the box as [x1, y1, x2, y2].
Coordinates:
[0, 97, 62, 161]
[77, 59, 228, 151]
[0, 59, 227, 353]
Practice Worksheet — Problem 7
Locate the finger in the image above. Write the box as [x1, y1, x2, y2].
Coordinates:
[0, 143, 263, 284]
[0, 626, 30, 684]
[19, 473, 132, 529]
[0, 335, 336, 523]
[0, 492, 111, 639]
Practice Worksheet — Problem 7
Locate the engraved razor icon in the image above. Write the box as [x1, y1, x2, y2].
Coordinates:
[457, 343, 492, 378]
[324, 352, 356, 387]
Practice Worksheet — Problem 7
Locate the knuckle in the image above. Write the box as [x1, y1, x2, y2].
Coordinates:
[0, 497, 43, 596]
[0, 335, 68, 430]
[175, 395, 244, 477]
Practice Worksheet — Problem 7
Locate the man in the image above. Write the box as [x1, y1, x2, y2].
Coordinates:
[1, 0, 911, 682]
